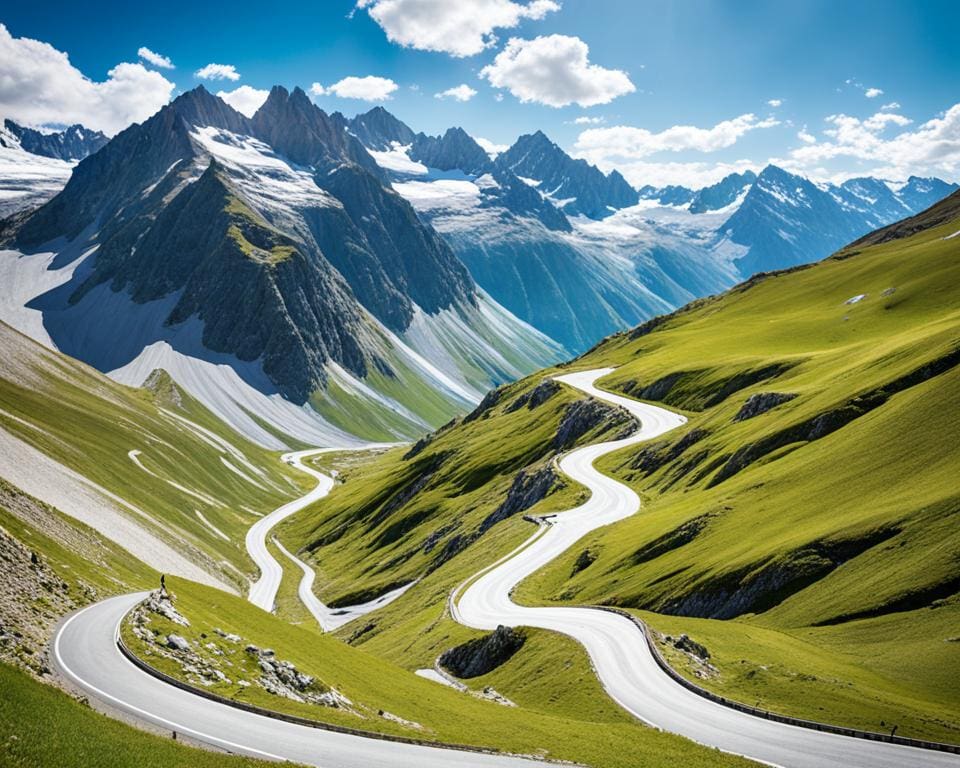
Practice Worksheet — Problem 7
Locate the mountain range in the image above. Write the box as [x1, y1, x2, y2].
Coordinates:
[347, 106, 957, 352]
[0, 88, 956, 446]
[0, 86, 560, 448]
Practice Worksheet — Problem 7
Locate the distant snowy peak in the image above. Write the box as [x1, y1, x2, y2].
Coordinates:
[638, 171, 757, 214]
[1, 119, 108, 162]
[690, 171, 757, 213]
[496, 130, 639, 220]
[348, 105, 416, 150]
[723, 164, 958, 276]
[410, 127, 491, 176]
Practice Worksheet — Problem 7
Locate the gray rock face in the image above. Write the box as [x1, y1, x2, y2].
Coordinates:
[480, 465, 558, 533]
[439, 625, 526, 678]
[166, 634, 191, 651]
[409, 127, 491, 176]
[553, 398, 634, 450]
[496, 130, 638, 219]
[734, 392, 797, 422]
[72, 161, 374, 402]
[506, 380, 561, 413]
[348, 106, 416, 150]
[671, 633, 710, 660]
[2, 119, 108, 161]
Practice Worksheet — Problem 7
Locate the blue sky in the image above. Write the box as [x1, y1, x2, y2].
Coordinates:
[2, 0, 959, 186]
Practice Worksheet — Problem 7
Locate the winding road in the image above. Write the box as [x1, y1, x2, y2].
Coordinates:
[50, 368, 959, 768]
[455, 368, 959, 768]
[246, 448, 337, 612]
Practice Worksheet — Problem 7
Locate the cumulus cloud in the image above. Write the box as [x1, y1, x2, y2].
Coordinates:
[480, 35, 635, 108]
[355, 0, 559, 57]
[195, 63, 240, 81]
[216, 85, 269, 117]
[881, 101, 901, 111]
[310, 76, 398, 101]
[797, 128, 816, 144]
[572, 113, 779, 167]
[137, 46, 174, 69]
[865, 87, 883, 98]
[0, 24, 175, 136]
[435, 84, 477, 102]
[474, 136, 509, 156]
[572, 115, 605, 125]
[767, 98, 783, 108]
[784, 104, 960, 181]
[613, 159, 761, 189]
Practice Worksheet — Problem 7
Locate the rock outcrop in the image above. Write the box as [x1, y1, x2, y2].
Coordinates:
[553, 398, 634, 450]
[734, 392, 797, 422]
[439, 625, 526, 678]
[479, 465, 558, 533]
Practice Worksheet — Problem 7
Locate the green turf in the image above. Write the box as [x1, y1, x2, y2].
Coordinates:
[0, 661, 280, 768]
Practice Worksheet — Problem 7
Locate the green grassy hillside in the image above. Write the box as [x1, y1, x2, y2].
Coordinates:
[0, 661, 282, 768]
[0, 322, 306, 587]
[517, 193, 960, 741]
[282, 192, 960, 742]
[120, 577, 751, 768]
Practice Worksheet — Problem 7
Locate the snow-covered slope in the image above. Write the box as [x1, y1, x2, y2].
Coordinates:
[0, 123, 74, 218]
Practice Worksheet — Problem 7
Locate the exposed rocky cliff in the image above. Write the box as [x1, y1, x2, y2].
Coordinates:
[2, 119, 108, 161]
[439, 625, 526, 678]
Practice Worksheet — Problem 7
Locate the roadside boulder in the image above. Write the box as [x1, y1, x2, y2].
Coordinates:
[439, 625, 526, 678]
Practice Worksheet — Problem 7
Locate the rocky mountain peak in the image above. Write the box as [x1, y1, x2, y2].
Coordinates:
[498, 129, 638, 219]
[348, 106, 416, 150]
[409, 127, 490, 175]
[169, 86, 250, 133]
[2, 119, 108, 162]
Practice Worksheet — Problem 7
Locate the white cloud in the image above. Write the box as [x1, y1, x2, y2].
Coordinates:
[480, 35, 635, 108]
[474, 136, 509, 157]
[881, 101, 901, 111]
[572, 115, 605, 125]
[784, 104, 960, 181]
[611, 159, 761, 189]
[435, 84, 477, 102]
[137, 47, 174, 69]
[865, 87, 883, 98]
[797, 128, 816, 144]
[355, 0, 559, 57]
[311, 76, 398, 101]
[0, 24, 175, 136]
[572, 113, 779, 166]
[216, 85, 269, 117]
[767, 98, 783, 108]
[195, 63, 240, 81]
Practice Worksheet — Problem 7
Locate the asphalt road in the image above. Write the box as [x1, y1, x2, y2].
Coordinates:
[52, 593, 546, 767]
[50, 368, 958, 768]
[454, 368, 960, 768]
[246, 448, 337, 612]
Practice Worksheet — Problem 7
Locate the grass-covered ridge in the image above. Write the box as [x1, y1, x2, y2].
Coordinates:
[119, 577, 751, 768]
[281, 373, 632, 604]
[514, 193, 960, 740]
[282, 192, 960, 743]
[0, 321, 305, 587]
